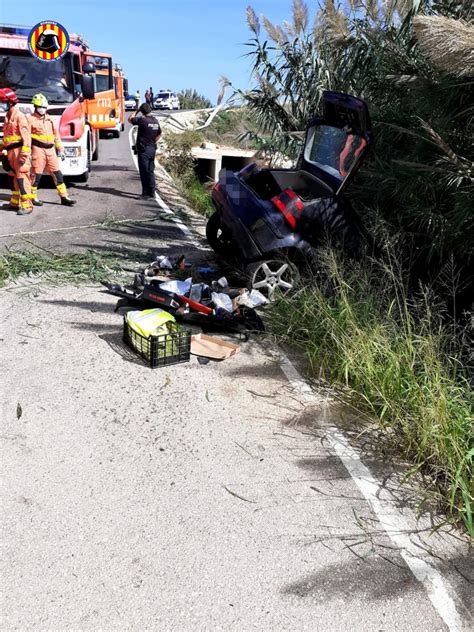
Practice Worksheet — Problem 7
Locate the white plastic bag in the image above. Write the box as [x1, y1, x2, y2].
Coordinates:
[159, 277, 192, 295]
[211, 292, 233, 312]
[237, 289, 268, 308]
[151, 255, 173, 270]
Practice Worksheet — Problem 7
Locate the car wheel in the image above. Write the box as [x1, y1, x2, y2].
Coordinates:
[245, 259, 299, 301]
[206, 211, 235, 257]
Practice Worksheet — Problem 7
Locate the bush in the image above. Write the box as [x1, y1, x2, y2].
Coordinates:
[178, 88, 212, 110]
[238, 1, 474, 274]
[270, 247, 473, 534]
[161, 129, 204, 180]
[161, 130, 214, 217]
[203, 109, 261, 149]
[183, 177, 215, 217]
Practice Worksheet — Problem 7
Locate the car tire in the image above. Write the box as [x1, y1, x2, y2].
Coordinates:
[206, 211, 235, 257]
[92, 138, 99, 161]
[245, 258, 300, 301]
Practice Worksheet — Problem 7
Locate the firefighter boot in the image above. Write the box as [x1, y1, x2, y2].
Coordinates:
[7, 176, 19, 210]
[16, 178, 33, 215]
[61, 196, 76, 206]
[56, 180, 76, 206]
[31, 178, 43, 206]
[9, 190, 20, 210]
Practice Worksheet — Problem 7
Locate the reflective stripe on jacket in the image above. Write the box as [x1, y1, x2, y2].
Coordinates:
[2, 107, 31, 154]
[28, 112, 63, 151]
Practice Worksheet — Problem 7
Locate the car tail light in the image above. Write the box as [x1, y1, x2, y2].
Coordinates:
[271, 189, 304, 229]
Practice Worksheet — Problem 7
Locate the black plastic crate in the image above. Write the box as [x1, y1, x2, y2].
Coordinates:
[123, 317, 191, 368]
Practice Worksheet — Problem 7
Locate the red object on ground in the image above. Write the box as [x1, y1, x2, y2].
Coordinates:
[177, 295, 213, 315]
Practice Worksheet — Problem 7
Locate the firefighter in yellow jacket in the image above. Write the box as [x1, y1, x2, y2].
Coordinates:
[29, 93, 76, 207]
[0, 87, 33, 215]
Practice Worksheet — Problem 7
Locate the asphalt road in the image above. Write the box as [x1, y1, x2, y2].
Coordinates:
[1, 126, 472, 631]
[0, 123, 207, 260]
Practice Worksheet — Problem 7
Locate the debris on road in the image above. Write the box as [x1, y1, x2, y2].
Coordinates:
[191, 334, 240, 360]
[123, 308, 191, 368]
[102, 255, 266, 340]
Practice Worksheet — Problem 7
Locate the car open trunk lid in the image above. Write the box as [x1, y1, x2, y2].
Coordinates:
[298, 91, 373, 196]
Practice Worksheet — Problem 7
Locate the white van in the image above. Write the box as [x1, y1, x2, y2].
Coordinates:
[153, 90, 180, 110]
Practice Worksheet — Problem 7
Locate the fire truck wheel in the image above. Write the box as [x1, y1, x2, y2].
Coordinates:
[77, 143, 92, 182]
[92, 140, 99, 161]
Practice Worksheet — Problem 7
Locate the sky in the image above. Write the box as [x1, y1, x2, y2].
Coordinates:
[0, 0, 301, 103]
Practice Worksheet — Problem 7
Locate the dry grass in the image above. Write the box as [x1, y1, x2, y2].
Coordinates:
[414, 16, 474, 78]
[270, 248, 474, 535]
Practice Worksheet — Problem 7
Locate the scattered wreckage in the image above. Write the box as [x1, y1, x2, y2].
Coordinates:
[103, 254, 267, 368]
[104, 91, 372, 367]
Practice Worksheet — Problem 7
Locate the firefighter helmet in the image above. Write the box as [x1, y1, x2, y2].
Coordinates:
[0, 87, 19, 103]
[36, 29, 61, 54]
[32, 93, 49, 108]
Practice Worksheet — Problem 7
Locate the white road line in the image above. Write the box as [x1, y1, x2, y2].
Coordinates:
[128, 125, 466, 630]
[279, 356, 465, 632]
[128, 126, 205, 251]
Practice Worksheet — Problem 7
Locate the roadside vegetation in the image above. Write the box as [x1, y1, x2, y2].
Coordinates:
[271, 247, 473, 535]
[0, 250, 124, 288]
[160, 130, 214, 216]
[178, 88, 213, 110]
[160, 109, 261, 215]
[202, 109, 260, 149]
[232, 0, 473, 532]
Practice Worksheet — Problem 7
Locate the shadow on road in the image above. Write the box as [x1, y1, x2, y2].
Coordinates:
[38, 298, 119, 315]
[282, 557, 422, 601]
[79, 185, 142, 200]
[98, 330, 148, 367]
[91, 165, 135, 173]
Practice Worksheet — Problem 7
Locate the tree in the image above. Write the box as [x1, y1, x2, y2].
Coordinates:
[178, 88, 213, 110]
[232, 0, 473, 268]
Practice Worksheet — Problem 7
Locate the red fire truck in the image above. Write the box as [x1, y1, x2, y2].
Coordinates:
[0, 24, 120, 181]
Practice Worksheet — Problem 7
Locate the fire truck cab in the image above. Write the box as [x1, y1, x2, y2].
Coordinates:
[0, 24, 118, 181]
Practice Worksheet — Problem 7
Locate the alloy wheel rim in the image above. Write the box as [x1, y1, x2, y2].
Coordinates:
[252, 261, 295, 300]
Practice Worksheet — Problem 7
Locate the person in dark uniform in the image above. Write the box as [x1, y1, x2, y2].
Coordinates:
[128, 103, 162, 199]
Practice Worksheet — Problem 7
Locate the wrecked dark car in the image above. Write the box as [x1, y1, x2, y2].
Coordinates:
[206, 91, 373, 298]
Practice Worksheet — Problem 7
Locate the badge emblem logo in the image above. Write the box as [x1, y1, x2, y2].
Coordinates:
[28, 21, 70, 62]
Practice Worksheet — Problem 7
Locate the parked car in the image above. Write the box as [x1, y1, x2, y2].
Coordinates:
[206, 91, 373, 299]
[124, 94, 137, 110]
[153, 91, 180, 110]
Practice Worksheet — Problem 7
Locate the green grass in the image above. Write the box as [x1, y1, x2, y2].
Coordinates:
[180, 177, 214, 217]
[0, 250, 124, 287]
[270, 248, 473, 535]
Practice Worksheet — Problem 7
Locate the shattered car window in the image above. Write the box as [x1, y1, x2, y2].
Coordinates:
[304, 124, 366, 179]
